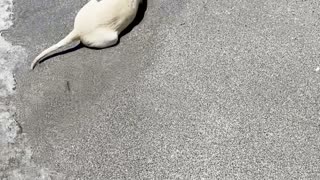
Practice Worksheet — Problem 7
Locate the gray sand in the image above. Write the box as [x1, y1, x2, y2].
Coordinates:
[7, 0, 320, 179]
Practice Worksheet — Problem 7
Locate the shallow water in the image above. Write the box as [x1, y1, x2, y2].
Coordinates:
[0, 0, 63, 179]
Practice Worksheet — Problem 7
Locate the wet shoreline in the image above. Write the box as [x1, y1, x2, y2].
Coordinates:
[6, 0, 320, 179]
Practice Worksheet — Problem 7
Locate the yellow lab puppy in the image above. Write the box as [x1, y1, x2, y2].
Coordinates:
[31, 0, 142, 69]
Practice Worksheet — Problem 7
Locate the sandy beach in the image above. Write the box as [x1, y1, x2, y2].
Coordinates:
[3, 0, 320, 179]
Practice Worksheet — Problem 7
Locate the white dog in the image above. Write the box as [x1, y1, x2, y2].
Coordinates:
[31, 0, 142, 69]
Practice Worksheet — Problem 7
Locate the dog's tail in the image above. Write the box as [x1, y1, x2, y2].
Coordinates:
[31, 29, 80, 69]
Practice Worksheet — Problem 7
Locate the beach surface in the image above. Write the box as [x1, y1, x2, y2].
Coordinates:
[5, 0, 320, 179]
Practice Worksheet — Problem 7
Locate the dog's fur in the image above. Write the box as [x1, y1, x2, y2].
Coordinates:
[31, 0, 142, 69]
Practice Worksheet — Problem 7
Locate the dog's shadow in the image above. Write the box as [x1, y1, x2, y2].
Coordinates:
[38, 0, 148, 64]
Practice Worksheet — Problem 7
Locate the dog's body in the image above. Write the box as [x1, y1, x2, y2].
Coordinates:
[31, 0, 142, 69]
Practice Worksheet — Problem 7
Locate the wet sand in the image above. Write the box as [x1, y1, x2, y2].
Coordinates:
[7, 0, 320, 179]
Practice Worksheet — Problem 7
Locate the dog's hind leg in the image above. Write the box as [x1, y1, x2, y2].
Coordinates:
[81, 28, 118, 49]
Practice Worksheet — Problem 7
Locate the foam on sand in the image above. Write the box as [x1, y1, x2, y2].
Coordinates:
[0, 0, 64, 179]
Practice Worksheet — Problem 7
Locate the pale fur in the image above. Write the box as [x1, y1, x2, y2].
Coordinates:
[31, 0, 142, 69]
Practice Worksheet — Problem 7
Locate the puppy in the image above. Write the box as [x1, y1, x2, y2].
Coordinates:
[31, 0, 142, 69]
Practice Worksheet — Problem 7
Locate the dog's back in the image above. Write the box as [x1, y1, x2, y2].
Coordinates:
[75, 0, 141, 35]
